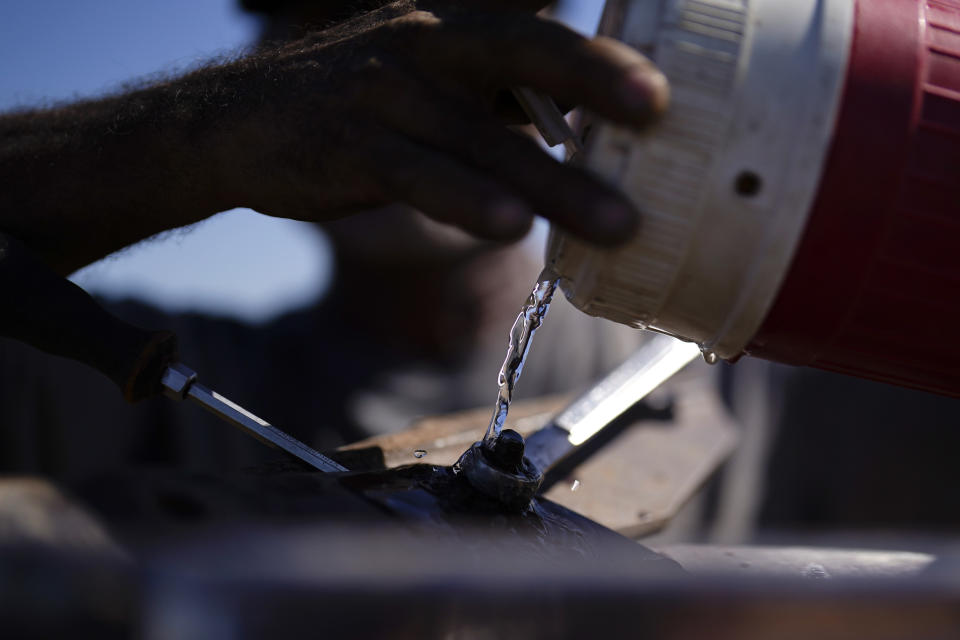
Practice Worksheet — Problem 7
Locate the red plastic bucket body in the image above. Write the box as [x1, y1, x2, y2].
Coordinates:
[748, 0, 960, 396]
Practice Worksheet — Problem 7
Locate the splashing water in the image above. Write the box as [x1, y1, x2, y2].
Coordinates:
[482, 268, 559, 448]
[700, 347, 719, 365]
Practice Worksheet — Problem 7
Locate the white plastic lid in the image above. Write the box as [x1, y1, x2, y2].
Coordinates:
[548, 0, 853, 359]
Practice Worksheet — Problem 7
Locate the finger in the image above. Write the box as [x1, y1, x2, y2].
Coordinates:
[369, 77, 639, 245]
[493, 89, 531, 125]
[371, 133, 535, 242]
[451, 0, 552, 11]
[490, 88, 574, 125]
[407, 12, 669, 130]
[492, 89, 575, 125]
[473, 130, 641, 245]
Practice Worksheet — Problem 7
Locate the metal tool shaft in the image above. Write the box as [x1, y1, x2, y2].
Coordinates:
[161, 363, 346, 473]
[525, 334, 700, 473]
[512, 87, 584, 159]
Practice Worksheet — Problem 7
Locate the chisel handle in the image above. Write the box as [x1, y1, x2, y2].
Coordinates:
[0, 232, 178, 402]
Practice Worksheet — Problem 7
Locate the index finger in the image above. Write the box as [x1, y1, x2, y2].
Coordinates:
[411, 11, 669, 130]
[439, 0, 552, 11]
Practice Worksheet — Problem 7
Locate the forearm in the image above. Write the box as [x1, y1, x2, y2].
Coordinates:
[0, 65, 246, 275]
[0, 2, 668, 275]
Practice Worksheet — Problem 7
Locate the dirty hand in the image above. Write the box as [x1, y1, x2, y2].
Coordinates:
[217, 0, 668, 245]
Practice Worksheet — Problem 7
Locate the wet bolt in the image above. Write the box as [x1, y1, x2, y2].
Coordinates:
[488, 429, 526, 472]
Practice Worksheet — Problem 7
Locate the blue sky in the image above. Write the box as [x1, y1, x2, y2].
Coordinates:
[0, 0, 602, 323]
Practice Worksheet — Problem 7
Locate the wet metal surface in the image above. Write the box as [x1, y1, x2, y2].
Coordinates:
[336, 459, 674, 569]
[457, 430, 543, 511]
[342, 373, 738, 537]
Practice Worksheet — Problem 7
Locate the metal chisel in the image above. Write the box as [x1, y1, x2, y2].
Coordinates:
[524, 332, 701, 474]
[161, 363, 346, 472]
[0, 232, 346, 473]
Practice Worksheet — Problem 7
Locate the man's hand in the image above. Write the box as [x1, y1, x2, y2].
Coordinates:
[0, 0, 667, 273]
[222, 1, 666, 243]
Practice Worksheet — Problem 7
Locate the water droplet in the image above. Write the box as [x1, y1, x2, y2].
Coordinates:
[413, 449, 427, 459]
[700, 347, 719, 365]
[570, 479, 581, 492]
[802, 563, 830, 579]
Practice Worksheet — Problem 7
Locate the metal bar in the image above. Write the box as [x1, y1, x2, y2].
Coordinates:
[525, 334, 701, 473]
[512, 87, 584, 159]
[161, 363, 347, 473]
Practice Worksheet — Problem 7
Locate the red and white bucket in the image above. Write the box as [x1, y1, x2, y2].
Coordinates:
[549, 0, 960, 396]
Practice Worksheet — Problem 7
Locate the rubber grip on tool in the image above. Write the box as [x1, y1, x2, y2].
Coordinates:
[0, 233, 179, 402]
